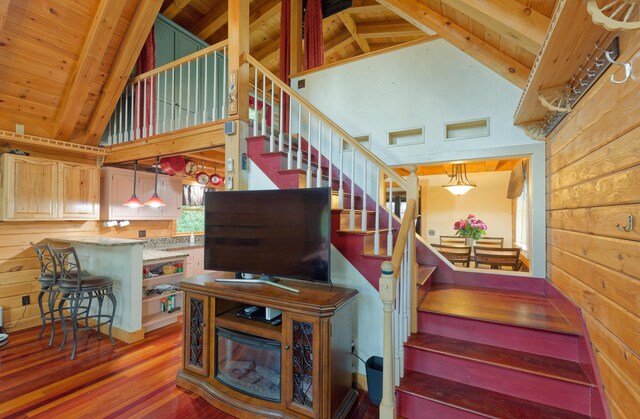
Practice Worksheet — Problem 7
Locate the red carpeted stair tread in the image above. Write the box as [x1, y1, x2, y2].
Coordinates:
[406, 333, 592, 385]
[398, 371, 589, 419]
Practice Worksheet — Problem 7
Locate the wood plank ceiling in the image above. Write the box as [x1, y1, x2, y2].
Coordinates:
[0, 0, 558, 145]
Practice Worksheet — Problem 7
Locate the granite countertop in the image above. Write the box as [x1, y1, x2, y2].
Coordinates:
[143, 248, 190, 262]
[54, 237, 147, 247]
[144, 236, 205, 250]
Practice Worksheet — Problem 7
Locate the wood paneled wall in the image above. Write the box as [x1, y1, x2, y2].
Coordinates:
[546, 31, 640, 418]
[0, 219, 174, 333]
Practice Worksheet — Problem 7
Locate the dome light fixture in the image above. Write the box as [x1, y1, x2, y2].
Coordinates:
[144, 157, 166, 207]
[442, 163, 476, 196]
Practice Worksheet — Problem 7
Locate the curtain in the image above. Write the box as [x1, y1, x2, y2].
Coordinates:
[134, 27, 156, 137]
[304, 0, 324, 70]
[514, 161, 530, 255]
[279, 0, 291, 131]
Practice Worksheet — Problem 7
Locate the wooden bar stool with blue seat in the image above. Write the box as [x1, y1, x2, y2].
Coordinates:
[32, 243, 61, 346]
[51, 246, 117, 360]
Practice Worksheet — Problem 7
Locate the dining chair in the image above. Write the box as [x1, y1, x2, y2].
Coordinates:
[439, 235, 466, 246]
[32, 243, 60, 346]
[432, 244, 472, 267]
[473, 246, 522, 271]
[475, 237, 504, 247]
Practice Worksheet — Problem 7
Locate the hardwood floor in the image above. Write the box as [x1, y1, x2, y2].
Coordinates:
[0, 322, 377, 418]
[420, 284, 581, 334]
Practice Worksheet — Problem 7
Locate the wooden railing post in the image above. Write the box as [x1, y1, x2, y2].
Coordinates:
[406, 165, 419, 333]
[379, 261, 397, 419]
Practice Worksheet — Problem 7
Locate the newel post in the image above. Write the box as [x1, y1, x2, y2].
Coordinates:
[406, 165, 419, 333]
[379, 261, 397, 419]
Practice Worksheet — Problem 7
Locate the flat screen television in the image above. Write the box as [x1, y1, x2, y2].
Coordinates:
[204, 187, 332, 284]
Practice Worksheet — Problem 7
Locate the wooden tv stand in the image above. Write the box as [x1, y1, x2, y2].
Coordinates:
[177, 273, 359, 418]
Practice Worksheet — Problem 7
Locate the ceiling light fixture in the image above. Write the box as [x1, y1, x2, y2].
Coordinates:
[442, 163, 476, 196]
[123, 160, 144, 207]
[144, 157, 166, 207]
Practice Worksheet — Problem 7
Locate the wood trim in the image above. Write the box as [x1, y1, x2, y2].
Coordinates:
[80, 0, 164, 146]
[357, 20, 425, 38]
[0, 0, 9, 36]
[290, 0, 302, 74]
[324, 31, 354, 56]
[390, 199, 416, 274]
[377, 0, 529, 88]
[54, 0, 128, 140]
[439, 0, 549, 55]
[291, 35, 439, 78]
[130, 40, 229, 84]
[246, 54, 409, 190]
[0, 130, 107, 157]
[105, 120, 229, 164]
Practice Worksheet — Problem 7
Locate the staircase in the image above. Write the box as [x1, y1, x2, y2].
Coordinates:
[244, 55, 607, 418]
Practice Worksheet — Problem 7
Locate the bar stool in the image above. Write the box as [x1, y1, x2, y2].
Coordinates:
[51, 246, 117, 360]
[33, 243, 60, 346]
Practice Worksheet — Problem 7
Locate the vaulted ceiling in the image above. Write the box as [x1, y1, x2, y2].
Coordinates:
[0, 0, 558, 144]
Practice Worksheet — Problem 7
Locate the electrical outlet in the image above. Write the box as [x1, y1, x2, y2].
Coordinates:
[22, 295, 30, 306]
[138, 230, 146, 238]
[428, 229, 436, 236]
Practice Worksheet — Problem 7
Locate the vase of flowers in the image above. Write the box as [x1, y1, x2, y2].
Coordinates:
[453, 214, 487, 246]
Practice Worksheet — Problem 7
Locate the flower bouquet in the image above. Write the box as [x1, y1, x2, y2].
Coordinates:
[453, 214, 487, 241]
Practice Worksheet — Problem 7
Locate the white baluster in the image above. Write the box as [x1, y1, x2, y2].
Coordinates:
[393, 286, 400, 386]
[287, 96, 293, 170]
[170, 68, 175, 131]
[143, 77, 148, 138]
[178, 64, 183, 130]
[278, 87, 284, 151]
[253, 67, 258, 136]
[135, 80, 141, 139]
[222, 46, 227, 118]
[316, 120, 322, 187]
[306, 112, 312, 188]
[388, 176, 393, 256]
[107, 107, 113, 145]
[375, 167, 380, 255]
[186, 61, 191, 127]
[328, 130, 333, 191]
[163, 71, 168, 134]
[338, 139, 344, 209]
[362, 156, 367, 231]
[203, 54, 208, 123]
[296, 103, 302, 170]
[213, 50, 218, 121]
[121, 85, 127, 142]
[270, 78, 275, 151]
[129, 84, 135, 140]
[117, 88, 123, 143]
[155, 74, 160, 136]
[261, 73, 267, 136]
[193, 58, 200, 125]
[350, 150, 355, 230]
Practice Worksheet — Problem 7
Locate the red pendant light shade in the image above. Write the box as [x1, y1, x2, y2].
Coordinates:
[123, 160, 144, 207]
[144, 157, 166, 207]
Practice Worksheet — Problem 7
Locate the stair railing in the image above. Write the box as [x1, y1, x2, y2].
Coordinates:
[380, 199, 417, 419]
[245, 55, 410, 253]
[103, 40, 229, 146]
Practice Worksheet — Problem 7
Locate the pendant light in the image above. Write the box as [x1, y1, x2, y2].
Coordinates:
[442, 163, 476, 196]
[123, 160, 144, 207]
[144, 156, 166, 207]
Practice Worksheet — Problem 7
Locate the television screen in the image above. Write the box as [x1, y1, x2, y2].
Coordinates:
[204, 188, 332, 284]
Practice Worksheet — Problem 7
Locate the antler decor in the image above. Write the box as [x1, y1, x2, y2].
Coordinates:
[587, 0, 640, 30]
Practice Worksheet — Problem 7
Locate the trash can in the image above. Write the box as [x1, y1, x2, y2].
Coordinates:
[365, 356, 383, 406]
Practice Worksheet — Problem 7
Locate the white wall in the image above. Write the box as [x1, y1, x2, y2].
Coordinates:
[291, 39, 546, 277]
[423, 171, 513, 245]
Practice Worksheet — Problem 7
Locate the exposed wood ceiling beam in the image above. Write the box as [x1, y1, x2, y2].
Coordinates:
[162, 0, 191, 19]
[439, 0, 549, 55]
[377, 0, 529, 88]
[357, 20, 424, 38]
[254, 40, 279, 62]
[54, 0, 127, 140]
[324, 31, 354, 56]
[193, 3, 227, 40]
[250, 0, 281, 30]
[343, 5, 389, 15]
[0, 0, 9, 36]
[338, 11, 370, 54]
[184, 151, 225, 164]
[80, 0, 164, 145]
[485, 160, 500, 171]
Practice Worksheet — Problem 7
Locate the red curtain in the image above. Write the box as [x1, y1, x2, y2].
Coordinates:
[304, 0, 324, 70]
[134, 26, 156, 137]
[279, 0, 291, 132]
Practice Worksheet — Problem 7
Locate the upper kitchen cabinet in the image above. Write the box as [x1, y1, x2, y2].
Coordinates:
[0, 154, 99, 221]
[100, 167, 182, 220]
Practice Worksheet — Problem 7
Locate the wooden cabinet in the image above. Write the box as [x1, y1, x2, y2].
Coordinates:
[183, 291, 210, 377]
[100, 167, 182, 220]
[177, 276, 358, 418]
[184, 246, 214, 277]
[0, 154, 99, 221]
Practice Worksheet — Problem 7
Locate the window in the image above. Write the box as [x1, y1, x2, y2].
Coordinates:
[176, 184, 209, 234]
[445, 118, 490, 140]
[388, 127, 424, 147]
[343, 135, 370, 151]
[515, 165, 530, 256]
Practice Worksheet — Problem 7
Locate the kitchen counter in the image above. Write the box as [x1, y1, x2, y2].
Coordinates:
[55, 237, 147, 247]
[143, 248, 190, 262]
[144, 235, 204, 250]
